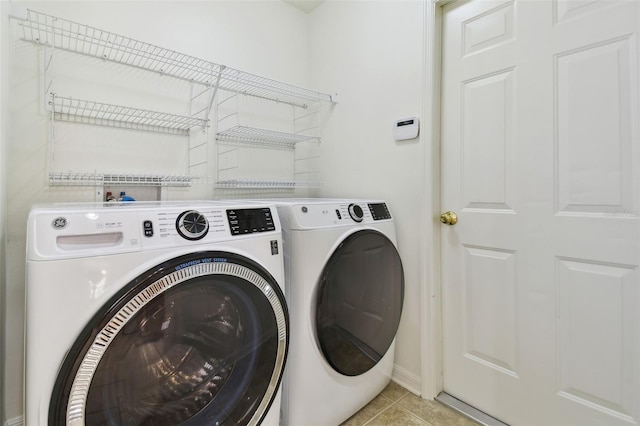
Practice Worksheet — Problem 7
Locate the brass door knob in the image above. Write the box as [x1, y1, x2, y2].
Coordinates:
[440, 211, 458, 225]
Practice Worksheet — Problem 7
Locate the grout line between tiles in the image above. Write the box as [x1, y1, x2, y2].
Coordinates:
[361, 396, 431, 426]
[360, 401, 396, 426]
[362, 396, 394, 425]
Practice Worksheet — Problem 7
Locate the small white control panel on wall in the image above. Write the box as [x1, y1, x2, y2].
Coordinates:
[394, 117, 420, 141]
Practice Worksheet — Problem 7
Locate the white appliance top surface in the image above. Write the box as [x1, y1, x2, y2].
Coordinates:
[27, 200, 281, 260]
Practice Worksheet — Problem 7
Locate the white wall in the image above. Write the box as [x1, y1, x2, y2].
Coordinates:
[3, 1, 311, 420]
[309, 0, 426, 392]
[3, 0, 430, 421]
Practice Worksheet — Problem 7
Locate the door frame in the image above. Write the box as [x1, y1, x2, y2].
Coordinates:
[419, 0, 453, 400]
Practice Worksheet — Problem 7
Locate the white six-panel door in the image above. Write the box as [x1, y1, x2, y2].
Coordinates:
[440, 1, 639, 424]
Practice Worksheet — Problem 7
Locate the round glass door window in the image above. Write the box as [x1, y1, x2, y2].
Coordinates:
[49, 252, 288, 426]
[316, 230, 404, 376]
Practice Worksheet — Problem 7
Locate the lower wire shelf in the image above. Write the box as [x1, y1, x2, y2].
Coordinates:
[48, 174, 321, 189]
[215, 179, 321, 189]
[50, 95, 209, 135]
[216, 125, 320, 148]
[49, 172, 194, 187]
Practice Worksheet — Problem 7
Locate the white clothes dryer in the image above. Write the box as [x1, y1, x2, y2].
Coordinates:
[271, 199, 404, 426]
[25, 201, 288, 426]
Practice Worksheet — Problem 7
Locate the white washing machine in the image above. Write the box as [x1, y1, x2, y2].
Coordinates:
[270, 199, 404, 426]
[25, 201, 288, 426]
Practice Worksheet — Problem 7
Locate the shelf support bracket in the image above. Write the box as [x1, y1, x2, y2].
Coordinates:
[207, 65, 226, 119]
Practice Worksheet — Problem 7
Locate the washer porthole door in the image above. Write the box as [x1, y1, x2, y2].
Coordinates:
[49, 252, 288, 426]
[315, 230, 404, 376]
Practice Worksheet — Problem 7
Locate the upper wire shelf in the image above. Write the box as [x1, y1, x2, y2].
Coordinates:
[216, 125, 320, 148]
[16, 9, 336, 108]
[50, 95, 208, 135]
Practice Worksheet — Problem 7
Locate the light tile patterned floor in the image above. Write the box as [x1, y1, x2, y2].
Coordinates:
[341, 381, 481, 426]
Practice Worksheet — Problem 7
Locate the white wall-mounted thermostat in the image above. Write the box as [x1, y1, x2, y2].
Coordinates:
[394, 117, 420, 141]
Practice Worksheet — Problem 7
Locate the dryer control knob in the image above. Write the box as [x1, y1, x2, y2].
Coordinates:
[348, 204, 364, 223]
[176, 210, 209, 240]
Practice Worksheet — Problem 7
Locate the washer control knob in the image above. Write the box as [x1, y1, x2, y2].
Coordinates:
[348, 204, 364, 223]
[176, 210, 209, 240]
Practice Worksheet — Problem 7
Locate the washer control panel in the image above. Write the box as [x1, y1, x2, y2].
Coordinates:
[148, 207, 227, 243]
[27, 202, 281, 260]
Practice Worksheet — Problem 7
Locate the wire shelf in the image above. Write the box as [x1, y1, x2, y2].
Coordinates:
[19, 10, 221, 85]
[215, 179, 321, 189]
[18, 9, 335, 107]
[216, 125, 320, 148]
[50, 95, 209, 135]
[218, 68, 334, 108]
[49, 172, 194, 187]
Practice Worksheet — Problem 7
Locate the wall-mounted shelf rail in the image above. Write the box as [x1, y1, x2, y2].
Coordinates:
[50, 95, 209, 135]
[49, 172, 194, 187]
[216, 125, 320, 148]
[17, 9, 336, 108]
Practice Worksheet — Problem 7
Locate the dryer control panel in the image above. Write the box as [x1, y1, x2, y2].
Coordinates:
[286, 201, 392, 230]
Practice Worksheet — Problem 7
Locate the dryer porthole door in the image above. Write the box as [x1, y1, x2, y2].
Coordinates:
[49, 251, 288, 426]
[315, 229, 404, 376]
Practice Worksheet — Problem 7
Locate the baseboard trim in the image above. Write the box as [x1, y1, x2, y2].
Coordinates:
[391, 364, 421, 396]
[4, 416, 23, 426]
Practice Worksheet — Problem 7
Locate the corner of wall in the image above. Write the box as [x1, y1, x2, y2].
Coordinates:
[392, 363, 422, 397]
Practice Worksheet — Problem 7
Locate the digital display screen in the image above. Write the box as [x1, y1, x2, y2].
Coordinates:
[368, 203, 392, 221]
[227, 208, 276, 235]
[397, 119, 415, 127]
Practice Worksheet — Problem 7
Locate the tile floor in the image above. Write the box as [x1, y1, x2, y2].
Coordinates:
[341, 381, 480, 426]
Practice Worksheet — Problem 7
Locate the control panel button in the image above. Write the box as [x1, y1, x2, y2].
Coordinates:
[143, 220, 154, 237]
